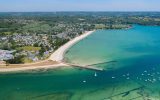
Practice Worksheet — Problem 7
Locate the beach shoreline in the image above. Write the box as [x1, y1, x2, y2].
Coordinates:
[0, 31, 95, 73]
[49, 31, 95, 62]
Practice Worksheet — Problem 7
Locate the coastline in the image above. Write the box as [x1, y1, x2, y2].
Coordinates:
[0, 31, 95, 73]
[0, 63, 67, 73]
[49, 31, 95, 62]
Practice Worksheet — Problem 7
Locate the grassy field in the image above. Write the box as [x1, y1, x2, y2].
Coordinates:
[17, 46, 41, 51]
[22, 57, 33, 63]
[22, 22, 52, 33]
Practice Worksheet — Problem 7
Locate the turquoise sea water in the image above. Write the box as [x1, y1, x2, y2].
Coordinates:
[1, 25, 160, 100]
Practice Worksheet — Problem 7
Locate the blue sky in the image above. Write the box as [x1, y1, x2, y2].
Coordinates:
[0, 0, 160, 12]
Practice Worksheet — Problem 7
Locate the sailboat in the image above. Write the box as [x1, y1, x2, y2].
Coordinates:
[94, 72, 97, 77]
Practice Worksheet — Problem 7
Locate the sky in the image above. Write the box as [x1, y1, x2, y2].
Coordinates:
[0, 0, 160, 12]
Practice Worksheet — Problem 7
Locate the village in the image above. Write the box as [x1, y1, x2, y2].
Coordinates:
[0, 18, 88, 64]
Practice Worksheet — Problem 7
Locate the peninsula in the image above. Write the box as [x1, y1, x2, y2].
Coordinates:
[0, 31, 96, 72]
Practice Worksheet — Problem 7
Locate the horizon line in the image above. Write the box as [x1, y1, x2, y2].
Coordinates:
[0, 11, 160, 13]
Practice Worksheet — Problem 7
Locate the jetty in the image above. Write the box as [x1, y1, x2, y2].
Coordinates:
[86, 60, 117, 66]
[66, 63, 104, 71]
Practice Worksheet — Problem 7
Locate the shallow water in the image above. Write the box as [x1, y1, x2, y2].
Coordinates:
[1, 25, 160, 100]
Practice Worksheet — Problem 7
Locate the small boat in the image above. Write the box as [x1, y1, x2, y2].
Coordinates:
[94, 72, 97, 77]
[83, 80, 86, 83]
[112, 77, 115, 79]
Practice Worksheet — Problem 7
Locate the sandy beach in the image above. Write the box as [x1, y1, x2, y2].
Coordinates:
[49, 31, 95, 62]
[0, 31, 95, 73]
[0, 63, 67, 73]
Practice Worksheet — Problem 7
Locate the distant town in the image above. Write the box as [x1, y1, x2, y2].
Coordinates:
[0, 12, 160, 64]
